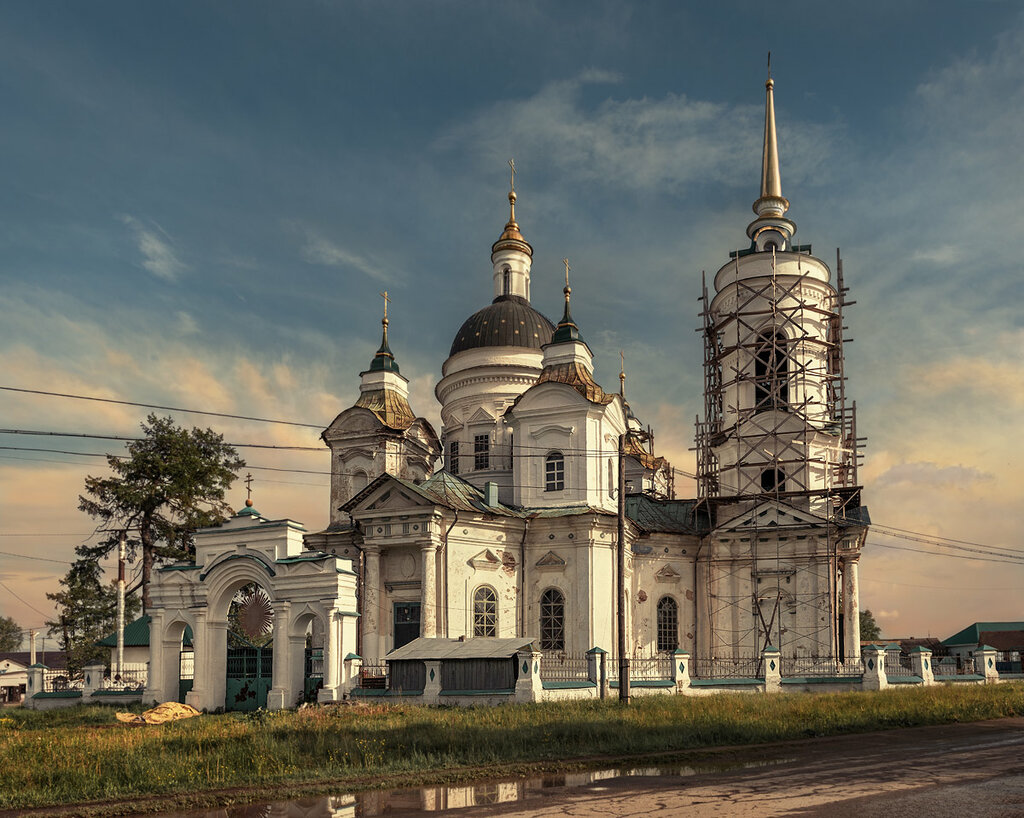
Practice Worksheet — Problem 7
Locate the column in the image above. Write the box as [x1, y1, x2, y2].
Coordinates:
[144, 610, 165, 704]
[843, 558, 860, 663]
[421, 544, 437, 638]
[185, 609, 208, 711]
[363, 545, 382, 663]
[267, 600, 291, 710]
[319, 609, 343, 703]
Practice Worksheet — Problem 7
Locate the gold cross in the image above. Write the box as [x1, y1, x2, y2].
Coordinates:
[508, 158, 516, 191]
[380, 290, 390, 320]
[244, 472, 253, 501]
[620, 350, 625, 374]
[562, 257, 570, 288]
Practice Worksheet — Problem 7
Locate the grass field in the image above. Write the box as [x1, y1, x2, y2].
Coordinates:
[3, 683, 1024, 815]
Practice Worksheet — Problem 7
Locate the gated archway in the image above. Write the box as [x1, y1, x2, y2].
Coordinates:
[225, 582, 274, 711]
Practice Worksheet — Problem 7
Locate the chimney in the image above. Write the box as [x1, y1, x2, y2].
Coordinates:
[484, 481, 499, 507]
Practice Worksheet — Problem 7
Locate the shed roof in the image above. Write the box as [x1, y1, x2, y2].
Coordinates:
[386, 637, 534, 661]
[625, 494, 707, 534]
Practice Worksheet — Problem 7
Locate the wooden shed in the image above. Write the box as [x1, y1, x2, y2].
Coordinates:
[385, 638, 534, 693]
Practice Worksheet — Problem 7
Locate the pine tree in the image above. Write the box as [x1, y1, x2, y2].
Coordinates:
[78, 414, 244, 610]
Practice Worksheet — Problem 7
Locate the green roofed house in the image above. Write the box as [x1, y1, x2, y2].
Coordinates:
[942, 622, 1024, 671]
[97, 615, 193, 668]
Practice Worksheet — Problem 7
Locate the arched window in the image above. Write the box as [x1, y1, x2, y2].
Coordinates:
[760, 467, 786, 493]
[657, 596, 678, 653]
[473, 586, 497, 637]
[502, 266, 511, 295]
[539, 588, 565, 651]
[754, 329, 788, 411]
[545, 452, 565, 492]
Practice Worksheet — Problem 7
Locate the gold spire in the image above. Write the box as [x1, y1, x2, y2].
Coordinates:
[619, 350, 626, 398]
[752, 59, 789, 219]
[492, 158, 532, 256]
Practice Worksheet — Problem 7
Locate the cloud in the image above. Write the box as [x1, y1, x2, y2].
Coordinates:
[118, 214, 186, 282]
[872, 461, 993, 491]
[296, 225, 392, 282]
[176, 311, 199, 335]
[435, 70, 839, 196]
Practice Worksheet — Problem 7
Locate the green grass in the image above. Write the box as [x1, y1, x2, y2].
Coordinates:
[3, 683, 1024, 813]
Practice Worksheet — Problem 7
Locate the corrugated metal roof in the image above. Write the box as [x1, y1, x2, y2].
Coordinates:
[96, 615, 194, 648]
[386, 637, 535, 661]
[625, 495, 706, 534]
[943, 622, 1024, 646]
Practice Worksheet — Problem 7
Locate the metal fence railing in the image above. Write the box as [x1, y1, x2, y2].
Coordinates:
[107, 663, 148, 691]
[691, 656, 764, 679]
[359, 664, 388, 689]
[42, 668, 82, 692]
[780, 657, 864, 677]
[539, 653, 591, 682]
[628, 655, 675, 681]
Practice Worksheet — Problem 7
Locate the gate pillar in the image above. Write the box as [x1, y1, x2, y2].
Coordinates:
[267, 600, 292, 710]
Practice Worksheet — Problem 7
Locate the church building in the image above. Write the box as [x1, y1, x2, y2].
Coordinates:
[145, 77, 868, 710]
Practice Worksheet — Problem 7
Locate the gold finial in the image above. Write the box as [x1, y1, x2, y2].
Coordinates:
[509, 158, 516, 192]
[380, 290, 391, 329]
[562, 257, 572, 301]
[619, 350, 626, 397]
[244, 472, 254, 507]
[767, 51, 772, 82]
[507, 158, 518, 223]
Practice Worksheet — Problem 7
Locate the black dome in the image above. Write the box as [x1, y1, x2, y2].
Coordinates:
[449, 295, 556, 356]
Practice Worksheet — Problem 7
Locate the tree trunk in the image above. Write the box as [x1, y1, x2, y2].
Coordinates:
[140, 520, 155, 613]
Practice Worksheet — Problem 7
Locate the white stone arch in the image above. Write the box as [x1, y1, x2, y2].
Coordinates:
[285, 603, 328, 705]
[146, 608, 196, 706]
[191, 558, 278, 711]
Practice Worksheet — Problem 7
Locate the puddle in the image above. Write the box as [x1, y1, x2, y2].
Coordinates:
[137, 757, 788, 817]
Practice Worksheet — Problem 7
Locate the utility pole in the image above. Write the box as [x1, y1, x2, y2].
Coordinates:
[617, 432, 630, 703]
[116, 531, 126, 680]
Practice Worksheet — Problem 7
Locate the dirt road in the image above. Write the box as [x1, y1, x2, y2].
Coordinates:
[463, 717, 1024, 817]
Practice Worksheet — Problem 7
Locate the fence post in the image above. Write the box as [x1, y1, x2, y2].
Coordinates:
[514, 648, 543, 703]
[83, 663, 105, 697]
[27, 663, 46, 700]
[423, 660, 441, 704]
[673, 649, 691, 693]
[762, 646, 781, 692]
[342, 653, 362, 695]
[976, 645, 999, 683]
[587, 647, 608, 699]
[862, 645, 888, 691]
[909, 646, 934, 686]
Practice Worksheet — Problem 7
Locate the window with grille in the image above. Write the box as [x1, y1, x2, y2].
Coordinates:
[657, 596, 678, 653]
[545, 451, 565, 492]
[474, 434, 489, 470]
[473, 586, 497, 637]
[449, 441, 460, 475]
[540, 588, 565, 651]
[754, 329, 789, 411]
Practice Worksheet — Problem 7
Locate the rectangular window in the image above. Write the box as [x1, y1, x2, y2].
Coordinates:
[449, 441, 460, 475]
[545, 452, 565, 492]
[474, 434, 489, 471]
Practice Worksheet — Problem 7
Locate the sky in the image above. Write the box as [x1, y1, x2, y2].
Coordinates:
[1, 1, 1021, 648]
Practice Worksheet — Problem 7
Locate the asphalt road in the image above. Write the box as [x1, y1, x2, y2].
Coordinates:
[458, 717, 1024, 817]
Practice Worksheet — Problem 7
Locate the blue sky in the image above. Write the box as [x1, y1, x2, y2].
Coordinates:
[1, 1, 1022, 644]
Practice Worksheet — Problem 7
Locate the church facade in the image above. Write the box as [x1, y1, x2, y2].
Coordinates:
[145, 77, 868, 710]
[311, 77, 868, 671]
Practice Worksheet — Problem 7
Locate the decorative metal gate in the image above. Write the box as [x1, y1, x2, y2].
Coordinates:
[226, 633, 273, 711]
[225, 583, 274, 711]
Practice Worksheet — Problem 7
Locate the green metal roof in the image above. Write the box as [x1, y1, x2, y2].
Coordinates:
[943, 622, 1024, 647]
[625, 494, 707, 534]
[97, 615, 193, 648]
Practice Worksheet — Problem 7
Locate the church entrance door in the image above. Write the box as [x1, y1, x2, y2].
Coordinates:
[393, 602, 421, 650]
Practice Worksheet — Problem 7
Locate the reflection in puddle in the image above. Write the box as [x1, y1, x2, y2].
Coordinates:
[147, 758, 787, 818]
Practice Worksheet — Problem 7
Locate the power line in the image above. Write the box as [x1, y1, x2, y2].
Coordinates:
[0, 385, 324, 429]
[0, 550, 74, 565]
[0, 580, 52, 620]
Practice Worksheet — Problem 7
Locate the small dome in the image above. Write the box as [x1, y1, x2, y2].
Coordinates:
[449, 295, 555, 356]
